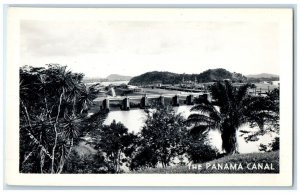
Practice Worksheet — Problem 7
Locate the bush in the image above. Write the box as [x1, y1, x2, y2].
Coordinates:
[129, 147, 159, 171]
[132, 106, 188, 169]
[259, 137, 279, 152]
[186, 141, 219, 163]
[63, 150, 115, 173]
[184, 128, 219, 163]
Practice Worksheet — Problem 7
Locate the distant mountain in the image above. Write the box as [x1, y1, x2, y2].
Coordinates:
[128, 68, 247, 85]
[246, 73, 279, 79]
[83, 77, 108, 83]
[106, 74, 132, 81]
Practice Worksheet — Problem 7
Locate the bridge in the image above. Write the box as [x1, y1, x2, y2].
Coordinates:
[93, 86, 272, 112]
[94, 93, 212, 112]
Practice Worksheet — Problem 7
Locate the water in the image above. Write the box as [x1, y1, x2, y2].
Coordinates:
[103, 105, 275, 153]
[85, 81, 129, 88]
[104, 109, 148, 133]
[110, 88, 116, 97]
[100, 81, 130, 86]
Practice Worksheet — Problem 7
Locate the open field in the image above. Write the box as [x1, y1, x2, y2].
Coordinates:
[133, 151, 279, 174]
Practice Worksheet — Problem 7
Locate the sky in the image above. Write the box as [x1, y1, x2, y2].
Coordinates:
[20, 14, 284, 78]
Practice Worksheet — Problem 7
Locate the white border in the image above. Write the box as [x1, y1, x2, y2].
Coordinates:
[4, 7, 294, 187]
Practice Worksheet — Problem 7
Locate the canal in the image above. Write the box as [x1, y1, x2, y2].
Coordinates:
[103, 105, 275, 154]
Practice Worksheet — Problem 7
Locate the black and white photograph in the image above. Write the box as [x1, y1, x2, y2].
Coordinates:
[4, 7, 294, 186]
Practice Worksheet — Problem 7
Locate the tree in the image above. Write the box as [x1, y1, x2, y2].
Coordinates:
[77, 84, 99, 114]
[90, 120, 137, 173]
[129, 147, 159, 171]
[187, 81, 278, 154]
[20, 66, 57, 173]
[241, 88, 279, 142]
[19, 64, 101, 173]
[136, 106, 187, 168]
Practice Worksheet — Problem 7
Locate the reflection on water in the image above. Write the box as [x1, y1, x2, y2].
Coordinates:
[104, 106, 194, 133]
[103, 105, 275, 153]
[104, 109, 148, 133]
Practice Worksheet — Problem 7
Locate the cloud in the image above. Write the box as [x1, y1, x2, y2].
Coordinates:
[20, 20, 281, 77]
[21, 21, 106, 57]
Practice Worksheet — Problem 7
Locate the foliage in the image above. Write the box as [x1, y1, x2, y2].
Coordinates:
[271, 137, 280, 151]
[19, 64, 101, 173]
[129, 147, 159, 171]
[128, 68, 247, 85]
[63, 150, 114, 173]
[131, 106, 188, 169]
[259, 137, 279, 152]
[183, 127, 219, 163]
[187, 81, 279, 154]
[241, 88, 279, 142]
[89, 120, 138, 173]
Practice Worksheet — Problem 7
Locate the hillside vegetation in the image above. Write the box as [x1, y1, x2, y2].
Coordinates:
[128, 68, 247, 85]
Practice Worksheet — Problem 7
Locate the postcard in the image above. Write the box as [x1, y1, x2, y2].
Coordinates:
[4, 7, 294, 186]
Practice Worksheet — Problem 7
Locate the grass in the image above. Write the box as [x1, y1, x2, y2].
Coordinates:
[134, 151, 279, 174]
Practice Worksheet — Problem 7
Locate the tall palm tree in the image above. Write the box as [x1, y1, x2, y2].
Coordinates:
[187, 81, 262, 154]
[241, 89, 279, 142]
[20, 72, 54, 172]
[20, 64, 98, 173]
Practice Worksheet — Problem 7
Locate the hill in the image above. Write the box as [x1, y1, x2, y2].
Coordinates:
[106, 74, 132, 81]
[247, 73, 279, 79]
[134, 151, 279, 174]
[82, 77, 108, 83]
[128, 68, 247, 85]
[246, 73, 279, 83]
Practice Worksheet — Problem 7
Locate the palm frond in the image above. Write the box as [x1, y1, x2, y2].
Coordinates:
[187, 113, 216, 125]
[190, 103, 216, 114]
[236, 83, 251, 102]
[190, 125, 210, 136]
[210, 82, 230, 109]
